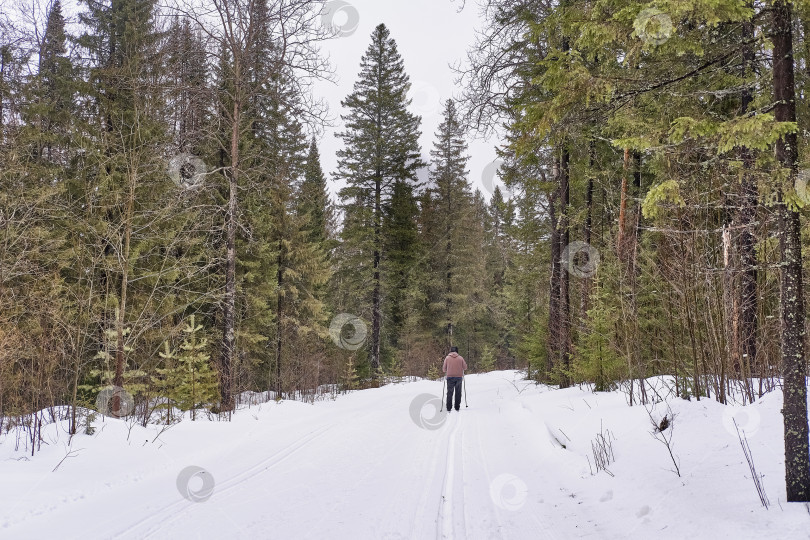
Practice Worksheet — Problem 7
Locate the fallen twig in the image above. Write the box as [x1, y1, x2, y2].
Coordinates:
[52, 446, 83, 472]
[734, 418, 769, 508]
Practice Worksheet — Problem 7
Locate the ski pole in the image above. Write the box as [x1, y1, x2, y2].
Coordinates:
[440, 376, 446, 412]
[463, 374, 468, 407]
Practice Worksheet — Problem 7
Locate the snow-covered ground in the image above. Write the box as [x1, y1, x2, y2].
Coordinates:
[1, 371, 809, 539]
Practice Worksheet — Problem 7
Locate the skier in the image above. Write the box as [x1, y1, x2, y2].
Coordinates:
[442, 346, 467, 412]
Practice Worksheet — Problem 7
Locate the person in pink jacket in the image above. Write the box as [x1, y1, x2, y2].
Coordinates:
[442, 346, 467, 412]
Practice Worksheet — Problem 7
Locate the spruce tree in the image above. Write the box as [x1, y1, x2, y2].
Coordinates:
[232, 7, 331, 398]
[166, 17, 209, 156]
[161, 16, 220, 342]
[485, 186, 514, 357]
[426, 99, 475, 348]
[205, 0, 328, 408]
[76, 0, 170, 407]
[0, 27, 23, 145]
[336, 23, 425, 378]
[0, 2, 77, 425]
[24, 0, 73, 164]
[154, 315, 219, 421]
[383, 179, 420, 355]
[299, 137, 335, 247]
[503, 156, 549, 374]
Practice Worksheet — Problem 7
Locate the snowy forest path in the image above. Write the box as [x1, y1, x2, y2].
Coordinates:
[133, 373, 571, 539]
[4, 372, 805, 538]
[2, 372, 634, 539]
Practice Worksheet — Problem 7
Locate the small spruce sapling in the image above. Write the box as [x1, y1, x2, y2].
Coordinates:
[478, 345, 496, 372]
[153, 316, 219, 420]
[342, 356, 359, 392]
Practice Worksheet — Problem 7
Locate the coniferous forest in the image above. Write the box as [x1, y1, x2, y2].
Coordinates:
[1, 0, 810, 504]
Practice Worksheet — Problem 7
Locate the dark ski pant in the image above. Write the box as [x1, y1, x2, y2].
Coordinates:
[446, 377, 463, 411]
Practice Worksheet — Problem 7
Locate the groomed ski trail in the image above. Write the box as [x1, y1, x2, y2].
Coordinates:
[5, 371, 799, 539]
[1, 374, 577, 540]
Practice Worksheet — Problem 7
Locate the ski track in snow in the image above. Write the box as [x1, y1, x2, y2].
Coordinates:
[127, 424, 336, 539]
[437, 411, 461, 539]
[2, 371, 810, 539]
[471, 413, 508, 540]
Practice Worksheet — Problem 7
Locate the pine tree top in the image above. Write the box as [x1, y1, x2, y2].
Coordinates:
[336, 23, 425, 199]
[429, 99, 471, 202]
[42, 0, 67, 62]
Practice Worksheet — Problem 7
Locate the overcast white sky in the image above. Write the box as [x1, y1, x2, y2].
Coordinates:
[313, 0, 505, 201]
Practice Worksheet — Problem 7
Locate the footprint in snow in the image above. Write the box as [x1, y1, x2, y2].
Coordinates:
[636, 505, 651, 518]
[599, 490, 613, 502]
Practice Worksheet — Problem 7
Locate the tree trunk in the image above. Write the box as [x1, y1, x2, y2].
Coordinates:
[559, 145, 571, 387]
[722, 220, 735, 404]
[631, 151, 643, 394]
[219, 98, 239, 412]
[737, 18, 758, 401]
[371, 175, 382, 379]
[275, 232, 284, 400]
[617, 148, 630, 255]
[548, 158, 561, 379]
[555, 30, 572, 387]
[581, 140, 595, 321]
[772, 0, 810, 502]
[632, 150, 643, 268]
[112, 167, 136, 414]
[446, 179, 453, 347]
[737, 171, 757, 398]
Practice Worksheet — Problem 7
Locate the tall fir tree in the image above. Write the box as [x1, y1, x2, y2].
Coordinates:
[383, 179, 420, 355]
[336, 24, 425, 378]
[0, 0, 78, 435]
[24, 0, 73, 164]
[166, 17, 209, 156]
[234, 2, 331, 397]
[76, 0, 171, 407]
[426, 99, 474, 349]
[299, 137, 336, 247]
